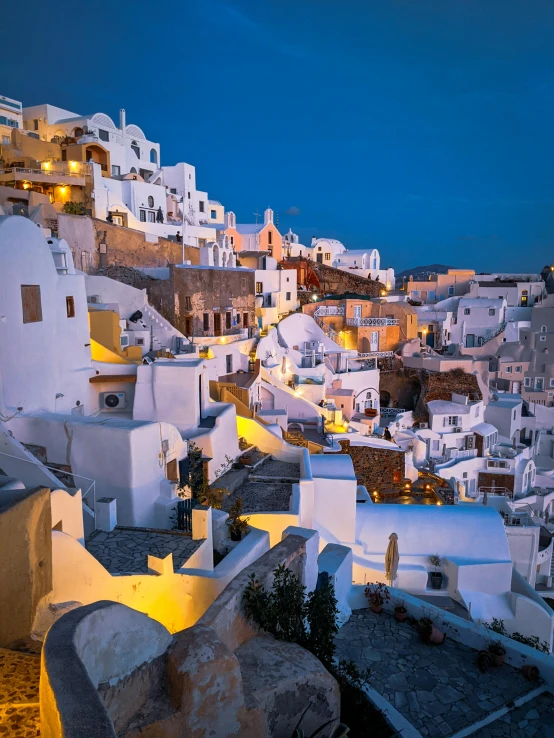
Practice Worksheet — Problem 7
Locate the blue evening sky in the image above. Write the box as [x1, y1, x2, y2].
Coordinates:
[1, 0, 553, 272]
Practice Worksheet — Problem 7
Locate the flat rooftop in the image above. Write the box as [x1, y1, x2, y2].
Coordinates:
[85, 526, 204, 574]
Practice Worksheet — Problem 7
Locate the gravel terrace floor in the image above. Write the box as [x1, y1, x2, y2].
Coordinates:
[335, 609, 539, 738]
[253, 458, 301, 479]
[85, 527, 204, 574]
[221, 481, 293, 513]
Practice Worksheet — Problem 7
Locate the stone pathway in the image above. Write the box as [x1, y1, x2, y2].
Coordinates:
[86, 527, 204, 574]
[253, 458, 301, 479]
[222, 481, 292, 513]
[0, 648, 41, 736]
[481, 692, 554, 737]
[335, 609, 537, 737]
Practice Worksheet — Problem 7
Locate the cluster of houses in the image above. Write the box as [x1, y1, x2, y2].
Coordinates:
[2, 90, 554, 737]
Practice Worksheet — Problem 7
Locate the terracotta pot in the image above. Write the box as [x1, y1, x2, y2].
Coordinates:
[370, 604, 383, 614]
[492, 652, 505, 667]
[477, 650, 493, 673]
[394, 610, 408, 622]
[428, 625, 446, 644]
[522, 664, 540, 682]
[241, 455, 252, 466]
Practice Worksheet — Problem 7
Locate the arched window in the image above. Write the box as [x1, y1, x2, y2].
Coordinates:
[148, 196, 154, 208]
[74, 127, 83, 138]
[131, 140, 140, 158]
[130, 167, 137, 174]
[150, 148, 158, 165]
[542, 325, 547, 333]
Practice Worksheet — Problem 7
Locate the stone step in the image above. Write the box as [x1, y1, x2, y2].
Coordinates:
[0, 647, 41, 736]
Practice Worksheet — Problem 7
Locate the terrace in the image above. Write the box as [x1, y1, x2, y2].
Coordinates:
[336, 608, 551, 738]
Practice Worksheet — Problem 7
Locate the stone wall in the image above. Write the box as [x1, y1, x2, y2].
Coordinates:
[57, 215, 201, 273]
[380, 367, 482, 422]
[312, 262, 383, 297]
[0, 487, 52, 647]
[334, 439, 405, 492]
[478, 472, 515, 497]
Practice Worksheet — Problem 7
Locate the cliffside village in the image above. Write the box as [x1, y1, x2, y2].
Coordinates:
[2, 92, 554, 737]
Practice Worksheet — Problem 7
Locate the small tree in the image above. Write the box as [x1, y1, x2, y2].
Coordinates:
[306, 578, 339, 668]
[62, 201, 86, 215]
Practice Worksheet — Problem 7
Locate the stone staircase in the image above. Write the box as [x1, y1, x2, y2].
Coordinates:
[0, 644, 42, 736]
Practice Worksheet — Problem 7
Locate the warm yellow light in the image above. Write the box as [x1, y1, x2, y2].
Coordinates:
[69, 160, 78, 170]
[380, 290, 386, 297]
[422, 328, 427, 334]
[43, 161, 50, 170]
[386, 282, 391, 290]
[22, 182, 30, 189]
[312, 295, 318, 302]
[437, 501, 442, 506]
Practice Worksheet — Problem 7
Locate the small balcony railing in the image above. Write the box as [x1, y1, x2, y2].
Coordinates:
[357, 351, 394, 358]
[346, 317, 399, 327]
[314, 306, 345, 317]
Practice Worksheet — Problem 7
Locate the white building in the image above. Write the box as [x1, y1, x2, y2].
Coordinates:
[238, 252, 298, 328]
[0, 94, 23, 144]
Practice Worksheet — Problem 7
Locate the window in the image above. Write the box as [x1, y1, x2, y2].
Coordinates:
[540, 336, 547, 342]
[506, 366, 512, 373]
[541, 325, 547, 333]
[463, 472, 468, 478]
[203, 313, 210, 331]
[236, 313, 241, 325]
[524, 377, 531, 387]
[170, 188, 177, 194]
[515, 366, 521, 373]
[98, 129, 109, 142]
[447, 287, 455, 295]
[513, 409, 517, 420]
[150, 148, 157, 165]
[148, 211, 156, 222]
[211, 209, 217, 219]
[243, 313, 249, 328]
[2, 135, 9, 145]
[21, 285, 42, 324]
[226, 355, 233, 373]
[446, 416, 459, 426]
[147, 196, 154, 208]
[550, 379, 554, 388]
[256, 282, 263, 293]
[318, 246, 322, 251]
[111, 165, 121, 176]
[536, 378, 544, 391]
[226, 311, 231, 329]
[199, 201, 205, 212]
[184, 296, 192, 311]
[325, 253, 331, 261]
[489, 308, 495, 316]
[464, 308, 470, 315]
[286, 292, 291, 301]
[139, 210, 146, 222]
[268, 230, 273, 245]
[230, 236, 234, 246]
[187, 191, 191, 199]
[136, 338, 145, 346]
[120, 335, 129, 347]
[166, 459, 179, 482]
[66, 296, 75, 318]
[131, 141, 140, 157]
[33, 119, 39, 130]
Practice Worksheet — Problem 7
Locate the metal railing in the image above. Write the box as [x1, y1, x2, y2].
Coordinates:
[357, 351, 394, 358]
[380, 408, 406, 416]
[315, 318, 345, 348]
[314, 306, 345, 318]
[0, 166, 85, 178]
[480, 321, 507, 345]
[0, 448, 97, 523]
[479, 485, 513, 500]
[346, 317, 399, 327]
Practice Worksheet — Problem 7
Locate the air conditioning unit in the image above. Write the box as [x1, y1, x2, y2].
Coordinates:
[419, 422, 429, 429]
[89, 295, 101, 304]
[454, 427, 462, 433]
[100, 392, 127, 411]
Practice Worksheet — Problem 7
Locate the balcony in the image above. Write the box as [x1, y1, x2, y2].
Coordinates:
[0, 166, 86, 186]
[346, 317, 399, 327]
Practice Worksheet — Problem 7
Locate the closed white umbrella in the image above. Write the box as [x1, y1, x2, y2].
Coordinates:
[385, 532, 399, 586]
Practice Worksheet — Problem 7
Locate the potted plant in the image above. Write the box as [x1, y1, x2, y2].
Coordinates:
[364, 582, 390, 614]
[477, 649, 493, 673]
[418, 616, 446, 644]
[226, 498, 250, 542]
[488, 640, 506, 666]
[240, 453, 253, 466]
[394, 601, 408, 622]
[428, 554, 443, 590]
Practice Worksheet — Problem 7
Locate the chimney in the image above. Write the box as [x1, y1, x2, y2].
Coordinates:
[119, 108, 126, 132]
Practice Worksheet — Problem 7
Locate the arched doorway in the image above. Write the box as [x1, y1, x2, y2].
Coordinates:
[212, 243, 220, 267]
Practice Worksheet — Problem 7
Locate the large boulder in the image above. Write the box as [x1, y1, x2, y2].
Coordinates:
[236, 635, 340, 738]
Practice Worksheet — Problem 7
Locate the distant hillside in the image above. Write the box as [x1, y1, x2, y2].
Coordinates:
[396, 264, 454, 285]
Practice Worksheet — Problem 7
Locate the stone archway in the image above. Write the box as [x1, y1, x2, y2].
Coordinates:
[213, 243, 220, 267]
